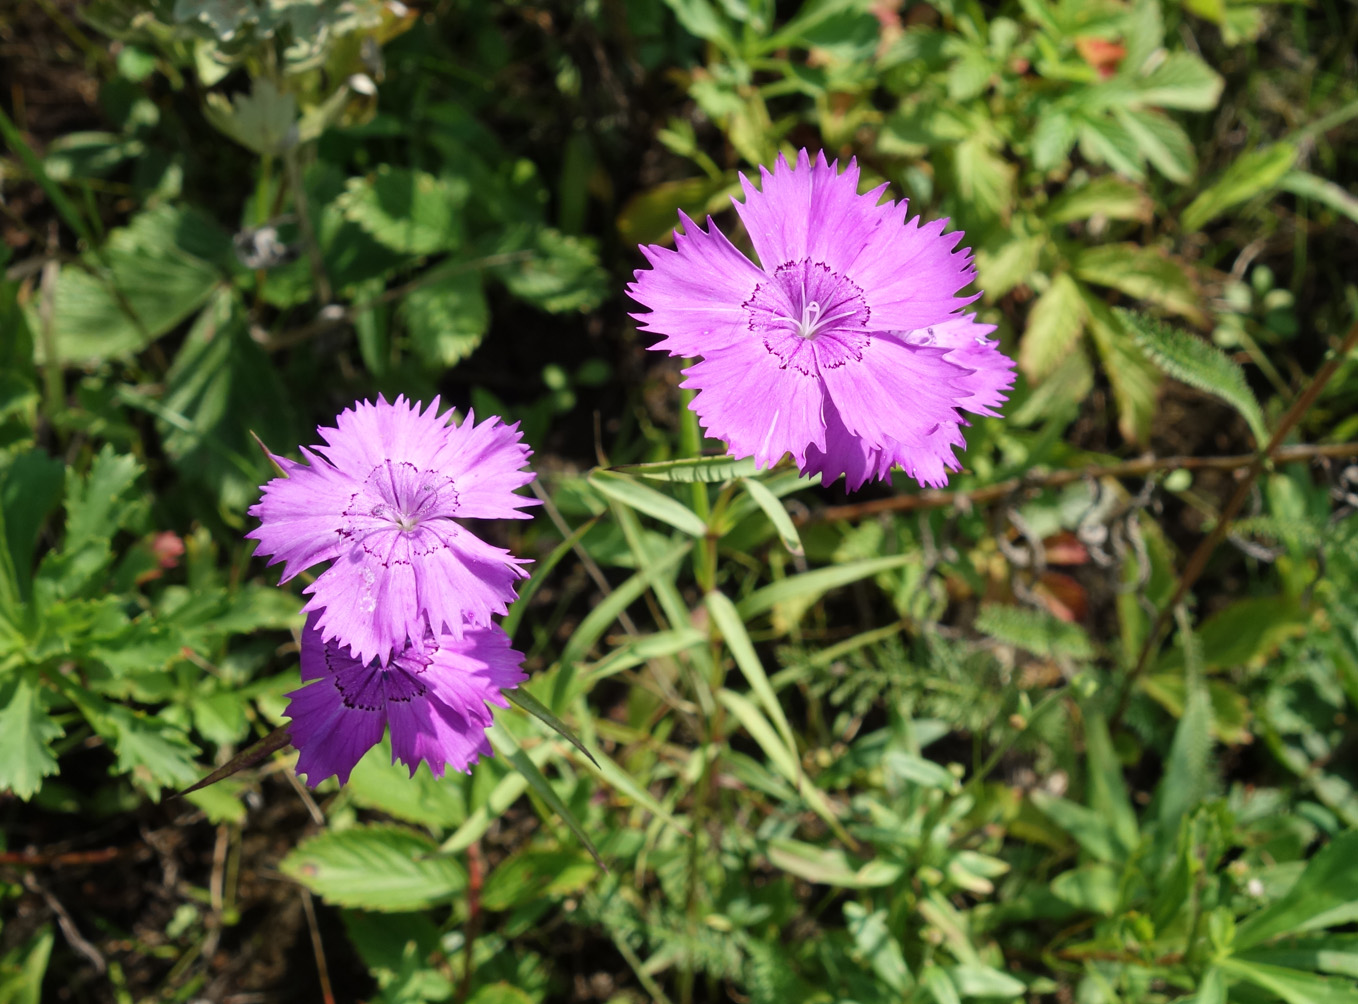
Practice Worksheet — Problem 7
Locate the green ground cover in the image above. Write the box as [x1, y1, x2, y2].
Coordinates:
[2, 1, 1358, 1001]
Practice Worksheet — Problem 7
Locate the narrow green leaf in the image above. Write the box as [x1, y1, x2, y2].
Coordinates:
[1029, 790, 1126, 863]
[587, 470, 708, 537]
[740, 477, 803, 556]
[1182, 143, 1298, 233]
[1154, 608, 1213, 842]
[487, 727, 604, 868]
[1219, 958, 1358, 1004]
[1280, 170, 1358, 227]
[706, 591, 799, 765]
[735, 553, 914, 620]
[1083, 711, 1138, 858]
[282, 825, 467, 912]
[612, 455, 759, 483]
[505, 687, 598, 768]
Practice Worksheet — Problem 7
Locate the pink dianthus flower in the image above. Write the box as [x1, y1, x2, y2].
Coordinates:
[627, 149, 1015, 489]
[247, 396, 535, 666]
[285, 613, 527, 786]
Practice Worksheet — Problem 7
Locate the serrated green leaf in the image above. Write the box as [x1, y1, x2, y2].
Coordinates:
[491, 228, 607, 313]
[1077, 114, 1146, 179]
[31, 204, 230, 363]
[282, 825, 467, 912]
[402, 270, 489, 369]
[340, 166, 468, 255]
[202, 78, 297, 155]
[345, 740, 468, 831]
[975, 604, 1094, 659]
[1045, 175, 1151, 224]
[1120, 308, 1268, 445]
[1114, 107, 1196, 184]
[1019, 272, 1086, 382]
[1083, 291, 1160, 444]
[1182, 143, 1299, 233]
[1130, 52, 1223, 110]
[480, 849, 598, 912]
[0, 449, 65, 603]
[1074, 244, 1205, 324]
[0, 674, 63, 800]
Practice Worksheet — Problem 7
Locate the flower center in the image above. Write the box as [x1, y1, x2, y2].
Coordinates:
[343, 460, 460, 537]
[327, 633, 438, 711]
[743, 259, 872, 373]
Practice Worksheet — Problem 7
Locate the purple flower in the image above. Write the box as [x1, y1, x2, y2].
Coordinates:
[285, 614, 527, 786]
[627, 149, 1015, 489]
[247, 396, 535, 666]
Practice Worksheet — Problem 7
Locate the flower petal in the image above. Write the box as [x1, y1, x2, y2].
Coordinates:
[315, 395, 454, 477]
[387, 694, 494, 778]
[429, 410, 537, 520]
[245, 445, 355, 582]
[817, 335, 971, 452]
[627, 212, 765, 357]
[681, 336, 827, 468]
[286, 627, 387, 787]
[848, 214, 979, 331]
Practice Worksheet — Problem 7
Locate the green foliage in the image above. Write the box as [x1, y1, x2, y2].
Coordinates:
[4, 0, 1358, 1000]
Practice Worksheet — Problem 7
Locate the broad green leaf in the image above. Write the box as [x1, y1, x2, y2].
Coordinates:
[658, 0, 738, 52]
[37, 445, 143, 598]
[1235, 831, 1358, 950]
[953, 134, 1016, 222]
[0, 673, 63, 800]
[491, 228, 607, 314]
[1121, 308, 1268, 445]
[1189, 967, 1226, 1004]
[613, 455, 759, 483]
[949, 965, 1028, 999]
[487, 726, 603, 867]
[1241, 935, 1358, 979]
[976, 232, 1044, 300]
[735, 553, 915, 620]
[33, 204, 230, 362]
[922, 965, 962, 1004]
[1130, 52, 1223, 110]
[1044, 175, 1151, 224]
[1281, 170, 1358, 226]
[202, 78, 297, 155]
[282, 826, 467, 912]
[1051, 864, 1121, 914]
[1029, 791, 1126, 863]
[0, 449, 64, 602]
[975, 604, 1094, 659]
[740, 477, 803, 556]
[1031, 108, 1077, 172]
[346, 742, 468, 831]
[402, 270, 489, 368]
[1073, 244, 1205, 324]
[765, 838, 902, 889]
[1181, 143, 1299, 233]
[1219, 958, 1358, 1004]
[1083, 291, 1160, 444]
[157, 291, 297, 517]
[341, 911, 452, 1004]
[1077, 114, 1146, 179]
[0, 925, 53, 1004]
[480, 849, 598, 912]
[844, 904, 912, 993]
[340, 166, 468, 255]
[1114, 107, 1196, 184]
[1139, 673, 1251, 745]
[1019, 272, 1086, 382]
[587, 470, 708, 537]
[616, 173, 742, 248]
